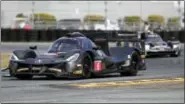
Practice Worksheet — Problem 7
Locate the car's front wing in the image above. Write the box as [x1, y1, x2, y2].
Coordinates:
[12, 61, 83, 77]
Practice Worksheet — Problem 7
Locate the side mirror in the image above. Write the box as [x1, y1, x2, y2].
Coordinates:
[29, 45, 37, 50]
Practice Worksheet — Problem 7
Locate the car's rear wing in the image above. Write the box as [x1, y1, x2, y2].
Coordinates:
[85, 31, 141, 42]
[84, 31, 145, 55]
[109, 32, 141, 42]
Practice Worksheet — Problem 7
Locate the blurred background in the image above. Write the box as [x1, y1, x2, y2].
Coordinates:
[1, 1, 184, 31]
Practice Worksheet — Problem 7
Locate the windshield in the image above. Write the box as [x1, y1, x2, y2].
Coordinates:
[146, 36, 163, 42]
[48, 38, 80, 53]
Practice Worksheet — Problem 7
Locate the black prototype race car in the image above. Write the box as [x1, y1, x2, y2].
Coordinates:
[8, 32, 146, 80]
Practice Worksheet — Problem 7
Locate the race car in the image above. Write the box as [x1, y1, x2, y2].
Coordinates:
[144, 33, 181, 57]
[8, 32, 146, 80]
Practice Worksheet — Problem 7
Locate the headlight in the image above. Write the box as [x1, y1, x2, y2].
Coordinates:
[66, 53, 80, 62]
[145, 45, 150, 50]
[173, 45, 178, 49]
[127, 55, 131, 59]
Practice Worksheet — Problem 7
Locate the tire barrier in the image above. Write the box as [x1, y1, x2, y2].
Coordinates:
[1, 29, 185, 42]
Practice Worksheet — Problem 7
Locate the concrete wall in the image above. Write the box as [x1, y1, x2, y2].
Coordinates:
[1, 1, 184, 28]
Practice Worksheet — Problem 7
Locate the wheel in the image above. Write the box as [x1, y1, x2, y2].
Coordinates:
[15, 75, 33, 80]
[170, 50, 180, 57]
[82, 54, 92, 79]
[120, 52, 139, 76]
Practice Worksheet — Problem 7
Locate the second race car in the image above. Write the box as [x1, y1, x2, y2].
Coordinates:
[144, 33, 181, 57]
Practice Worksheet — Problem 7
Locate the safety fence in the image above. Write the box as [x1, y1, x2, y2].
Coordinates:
[1, 29, 185, 42]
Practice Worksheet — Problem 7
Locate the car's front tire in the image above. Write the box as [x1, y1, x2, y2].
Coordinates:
[170, 50, 181, 57]
[82, 54, 93, 79]
[9, 62, 33, 80]
[120, 52, 139, 76]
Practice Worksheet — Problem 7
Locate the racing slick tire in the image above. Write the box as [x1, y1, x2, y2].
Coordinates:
[82, 53, 93, 79]
[170, 50, 181, 57]
[120, 52, 139, 76]
[9, 62, 33, 80]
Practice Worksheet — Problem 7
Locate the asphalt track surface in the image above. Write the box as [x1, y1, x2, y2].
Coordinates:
[0, 43, 184, 103]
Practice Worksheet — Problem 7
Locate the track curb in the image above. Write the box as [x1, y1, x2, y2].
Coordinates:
[68, 76, 184, 88]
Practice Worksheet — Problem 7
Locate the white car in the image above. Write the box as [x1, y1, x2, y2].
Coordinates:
[145, 34, 181, 57]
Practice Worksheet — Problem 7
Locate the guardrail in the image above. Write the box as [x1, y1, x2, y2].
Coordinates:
[1, 29, 185, 42]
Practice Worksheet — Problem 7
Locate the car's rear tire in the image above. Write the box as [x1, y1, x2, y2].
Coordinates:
[170, 50, 180, 57]
[82, 54, 92, 79]
[120, 52, 139, 76]
[15, 75, 33, 80]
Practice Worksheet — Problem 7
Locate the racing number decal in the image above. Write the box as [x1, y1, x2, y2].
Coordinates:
[93, 61, 102, 72]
